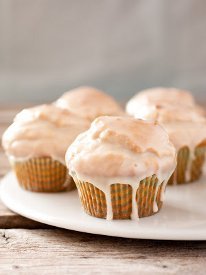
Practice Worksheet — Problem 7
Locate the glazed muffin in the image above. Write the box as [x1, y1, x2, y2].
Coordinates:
[126, 87, 205, 119]
[66, 116, 176, 220]
[55, 86, 124, 121]
[2, 104, 90, 192]
[126, 88, 206, 184]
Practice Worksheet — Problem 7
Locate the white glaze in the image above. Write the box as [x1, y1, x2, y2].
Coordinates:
[126, 87, 205, 119]
[160, 179, 168, 201]
[153, 184, 159, 213]
[105, 185, 113, 220]
[131, 182, 139, 221]
[55, 86, 124, 121]
[126, 88, 206, 184]
[66, 116, 176, 220]
[2, 104, 90, 164]
[164, 122, 206, 183]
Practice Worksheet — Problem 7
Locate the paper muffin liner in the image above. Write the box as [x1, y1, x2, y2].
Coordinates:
[73, 175, 165, 219]
[11, 157, 75, 192]
[168, 142, 206, 185]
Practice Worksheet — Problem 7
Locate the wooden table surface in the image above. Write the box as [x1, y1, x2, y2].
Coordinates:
[1, 106, 206, 275]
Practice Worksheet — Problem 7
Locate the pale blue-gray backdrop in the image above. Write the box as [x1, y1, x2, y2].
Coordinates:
[0, 0, 206, 103]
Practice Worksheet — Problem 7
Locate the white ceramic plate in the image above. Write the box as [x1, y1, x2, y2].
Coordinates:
[1, 172, 206, 240]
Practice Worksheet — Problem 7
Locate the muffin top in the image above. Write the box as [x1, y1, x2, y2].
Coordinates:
[126, 87, 205, 119]
[2, 104, 90, 164]
[66, 116, 176, 187]
[126, 88, 206, 150]
[133, 104, 206, 124]
[55, 86, 124, 121]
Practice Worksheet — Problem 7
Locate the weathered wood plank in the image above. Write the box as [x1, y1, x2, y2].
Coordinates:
[0, 198, 52, 229]
[0, 229, 206, 274]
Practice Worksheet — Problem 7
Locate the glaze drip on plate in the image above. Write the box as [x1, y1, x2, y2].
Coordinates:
[66, 116, 176, 220]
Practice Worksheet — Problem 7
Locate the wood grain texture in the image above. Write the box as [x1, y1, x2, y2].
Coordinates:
[0, 229, 206, 274]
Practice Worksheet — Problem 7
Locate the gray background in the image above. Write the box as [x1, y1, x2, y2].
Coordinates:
[0, 0, 206, 104]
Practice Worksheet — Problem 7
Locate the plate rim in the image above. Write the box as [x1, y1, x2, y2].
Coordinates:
[1, 172, 206, 241]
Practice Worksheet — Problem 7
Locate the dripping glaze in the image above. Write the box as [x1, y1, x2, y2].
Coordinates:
[126, 89, 206, 184]
[71, 165, 173, 220]
[66, 116, 176, 220]
[164, 122, 206, 183]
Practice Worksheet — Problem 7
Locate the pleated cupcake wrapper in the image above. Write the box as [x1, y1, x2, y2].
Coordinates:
[11, 157, 75, 192]
[73, 175, 165, 219]
[168, 144, 206, 185]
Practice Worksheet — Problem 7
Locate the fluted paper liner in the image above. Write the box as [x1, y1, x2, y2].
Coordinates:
[73, 175, 165, 219]
[168, 141, 206, 185]
[11, 157, 75, 192]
